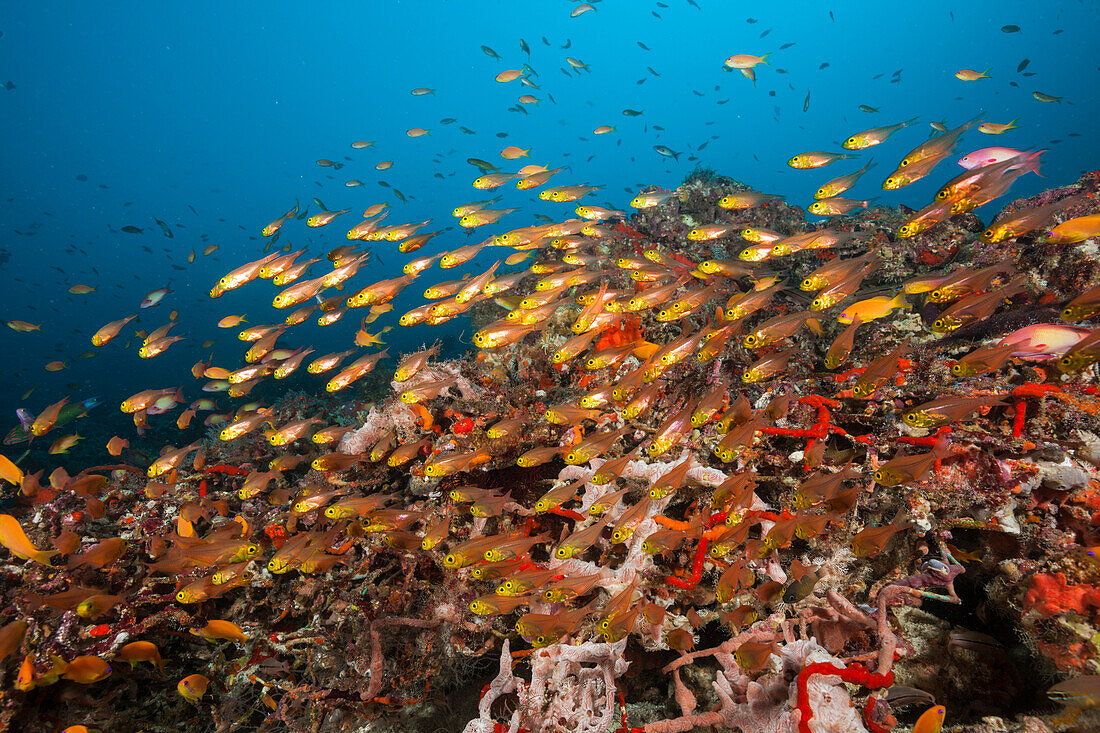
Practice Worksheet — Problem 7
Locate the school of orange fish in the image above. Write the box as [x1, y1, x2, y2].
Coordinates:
[5, 26, 1100, 733]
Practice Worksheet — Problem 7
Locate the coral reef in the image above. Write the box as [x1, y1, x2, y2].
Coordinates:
[2, 168, 1100, 733]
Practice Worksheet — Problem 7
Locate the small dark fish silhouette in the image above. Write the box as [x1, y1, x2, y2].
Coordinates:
[1001, 24, 1021, 33]
[121, 225, 143, 234]
[1017, 58, 1030, 72]
[154, 217, 173, 239]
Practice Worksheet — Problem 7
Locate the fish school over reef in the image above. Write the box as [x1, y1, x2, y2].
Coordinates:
[2, 3, 1100, 733]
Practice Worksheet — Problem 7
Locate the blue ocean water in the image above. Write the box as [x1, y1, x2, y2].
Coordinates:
[1, 0, 1096, 467]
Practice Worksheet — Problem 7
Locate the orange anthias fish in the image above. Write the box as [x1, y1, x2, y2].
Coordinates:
[178, 673, 210, 703]
[61, 655, 113, 683]
[0, 514, 58, 565]
[724, 53, 769, 69]
[0, 620, 28, 661]
[1046, 214, 1100, 245]
[117, 641, 164, 672]
[912, 704, 946, 733]
[191, 619, 249, 643]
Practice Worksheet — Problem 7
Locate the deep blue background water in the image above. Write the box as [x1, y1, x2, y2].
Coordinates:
[1, 1, 1097, 466]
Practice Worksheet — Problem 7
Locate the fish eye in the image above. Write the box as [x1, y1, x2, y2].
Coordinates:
[952, 364, 962, 374]
[899, 159, 909, 167]
[934, 319, 944, 328]
[983, 229, 994, 239]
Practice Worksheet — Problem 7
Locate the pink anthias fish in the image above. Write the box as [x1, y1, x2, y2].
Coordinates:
[957, 147, 1027, 170]
[998, 324, 1092, 359]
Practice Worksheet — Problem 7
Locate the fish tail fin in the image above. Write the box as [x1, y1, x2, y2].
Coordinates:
[47, 654, 70, 676]
[632, 341, 661, 360]
[760, 54, 770, 64]
[982, 68, 992, 78]
[1007, 117, 1019, 129]
[1025, 149, 1047, 177]
[892, 292, 912, 310]
[806, 318, 824, 336]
